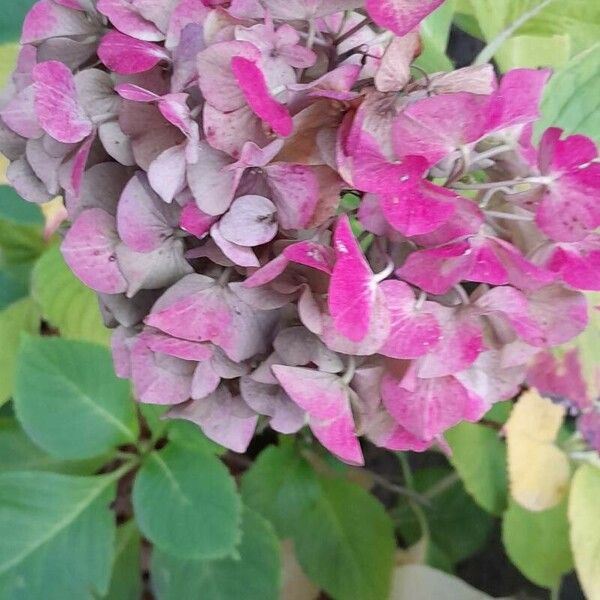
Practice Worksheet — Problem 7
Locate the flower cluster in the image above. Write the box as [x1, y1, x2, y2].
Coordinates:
[3, 0, 600, 463]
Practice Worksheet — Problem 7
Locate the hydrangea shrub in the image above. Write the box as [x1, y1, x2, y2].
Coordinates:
[2, 2, 600, 598]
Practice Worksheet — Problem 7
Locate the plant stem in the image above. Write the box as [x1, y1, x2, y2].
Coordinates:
[334, 17, 372, 47]
[474, 0, 556, 65]
[398, 453, 430, 540]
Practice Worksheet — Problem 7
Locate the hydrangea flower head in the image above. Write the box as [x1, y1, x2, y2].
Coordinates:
[3, 0, 600, 463]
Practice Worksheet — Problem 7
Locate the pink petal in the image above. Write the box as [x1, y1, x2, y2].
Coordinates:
[168, 386, 258, 453]
[140, 331, 213, 362]
[240, 377, 305, 434]
[148, 144, 187, 203]
[98, 31, 170, 74]
[265, 163, 319, 229]
[61, 208, 127, 294]
[180, 200, 218, 238]
[230, 57, 293, 137]
[375, 32, 421, 92]
[211, 223, 260, 267]
[97, 0, 164, 41]
[393, 93, 489, 166]
[0, 85, 43, 139]
[197, 41, 261, 112]
[131, 338, 195, 405]
[117, 172, 180, 251]
[382, 372, 487, 440]
[191, 360, 221, 400]
[543, 237, 600, 290]
[219, 195, 278, 246]
[379, 280, 441, 359]
[417, 304, 485, 378]
[272, 365, 364, 465]
[22, 0, 97, 44]
[366, 0, 445, 36]
[328, 215, 378, 342]
[33, 61, 92, 144]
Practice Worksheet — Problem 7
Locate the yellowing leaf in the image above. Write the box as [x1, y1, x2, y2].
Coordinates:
[569, 464, 600, 600]
[505, 389, 570, 511]
[40, 197, 68, 239]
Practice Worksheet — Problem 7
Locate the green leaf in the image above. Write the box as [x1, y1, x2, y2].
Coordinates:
[241, 444, 321, 538]
[414, 0, 455, 72]
[0, 2, 35, 43]
[0, 471, 117, 599]
[293, 477, 395, 600]
[132, 443, 241, 560]
[32, 244, 111, 346]
[0, 267, 31, 311]
[0, 418, 108, 475]
[568, 464, 600, 600]
[104, 521, 142, 600]
[483, 400, 513, 424]
[0, 219, 46, 267]
[0, 298, 40, 406]
[536, 43, 600, 144]
[152, 508, 281, 600]
[395, 467, 494, 566]
[0, 186, 43, 226]
[390, 565, 495, 599]
[497, 33, 571, 70]
[14, 337, 138, 459]
[166, 419, 225, 455]
[445, 423, 508, 515]
[464, 0, 600, 69]
[502, 497, 573, 588]
[0, 44, 20, 87]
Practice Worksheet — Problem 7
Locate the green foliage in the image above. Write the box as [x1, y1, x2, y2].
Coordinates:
[132, 442, 242, 560]
[241, 443, 321, 537]
[104, 522, 142, 600]
[152, 508, 281, 600]
[459, 0, 600, 69]
[502, 497, 573, 588]
[395, 467, 494, 569]
[0, 418, 107, 475]
[0, 299, 40, 405]
[242, 444, 396, 600]
[415, 0, 455, 72]
[0, 186, 43, 226]
[537, 43, 600, 144]
[0, 471, 118, 599]
[14, 337, 138, 459]
[0, 1, 35, 43]
[32, 245, 111, 346]
[446, 423, 508, 515]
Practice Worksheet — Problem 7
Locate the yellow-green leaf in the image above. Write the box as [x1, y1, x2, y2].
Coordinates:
[568, 464, 600, 600]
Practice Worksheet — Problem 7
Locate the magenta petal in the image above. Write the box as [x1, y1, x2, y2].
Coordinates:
[273, 365, 364, 465]
[33, 61, 92, 144]
[168, 386, 258, 453]
[98, 31, 169, 74]
[230, 57, 293, 137]
[417, 304, 485, 378]
[396, 242, 472, 295]
[379, 280, 441, 359]
[366, 0, 444, 36]
[61, 208, 128, 294]
[543, 237, 600, 291]
[180, 200, 217, 238]
[22, 0, 97, 44]
[381, 161, 457, 237]
[382, 372, 487, 440]
[283, 241, 335, 274]
[219, 195, 278, 246]
[328, 215, 377, 342]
